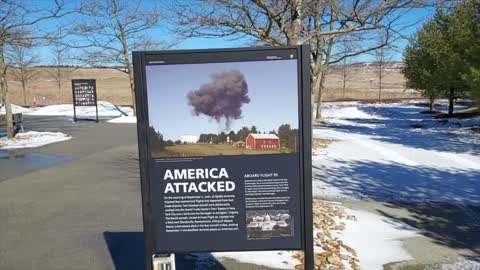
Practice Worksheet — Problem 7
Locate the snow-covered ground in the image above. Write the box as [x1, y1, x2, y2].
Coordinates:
[441, 259, 480, 270]
[309, 101, 480, 269]
[332, 207, 417, 270]
[212, 250, 298, 269]
[1, 101, 133, 118]
[313, 101, 480, 205]
[0, 131, 71, 149]
[209, 205, 419, 270]
[107, 115, 137, 123]
[195, 101, 479, 270]
[26, 101, 132, 117]
[0, 103, 33, 114]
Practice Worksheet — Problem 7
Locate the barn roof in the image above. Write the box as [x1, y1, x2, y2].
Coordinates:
[248, 133, 279, 139]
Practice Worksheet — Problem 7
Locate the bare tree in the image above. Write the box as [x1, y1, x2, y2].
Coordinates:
[7, 46, 39, 106]
[67, 0, 163, 115]
[0, 0, 69, 138]
[134, 35, 171, 51]
[166, 0, 437, 120]
[48, 44, 77, 102]
[336, 41, 356, 99]
[340, 58, 353, 99]
[374, 31, 394, 101]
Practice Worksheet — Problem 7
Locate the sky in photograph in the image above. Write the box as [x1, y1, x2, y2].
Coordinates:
[146, 60, 299, 140]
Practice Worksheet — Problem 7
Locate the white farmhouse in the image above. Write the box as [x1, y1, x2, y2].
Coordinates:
[180, 135, 198, 144]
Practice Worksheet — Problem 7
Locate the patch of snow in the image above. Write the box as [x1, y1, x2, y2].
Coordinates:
[204, 206, 417, 270]
[322, 105, 385, 120]
[211, 250, 298, 269]
[0, 131, 71, 149]
[107, 116, 137, 123]
[336, 208, 417, 270]
[26, 101, 132, 117]
[441, 259, 480, 270]
[0, 103, 32, 114]
[313, 101, 480, 204]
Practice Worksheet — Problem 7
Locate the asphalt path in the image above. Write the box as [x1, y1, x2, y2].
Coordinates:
[0, 116, 282, 270]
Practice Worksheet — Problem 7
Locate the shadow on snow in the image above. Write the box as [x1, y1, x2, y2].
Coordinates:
[316, 104, 479, 154]
[313, 160, 480, 253]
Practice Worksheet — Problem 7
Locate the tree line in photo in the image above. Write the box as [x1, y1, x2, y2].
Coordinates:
[148, 124, 299, 152]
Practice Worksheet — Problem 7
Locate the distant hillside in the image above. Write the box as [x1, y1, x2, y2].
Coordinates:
[324, 62, 418, 101]
[6, 67, 131, 106]
[5, 63, 419, 106]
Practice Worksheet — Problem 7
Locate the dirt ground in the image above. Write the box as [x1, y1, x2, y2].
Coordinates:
[5, 63, 420, 106]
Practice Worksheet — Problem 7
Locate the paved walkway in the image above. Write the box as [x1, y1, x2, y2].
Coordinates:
[0, 116, 280, 270]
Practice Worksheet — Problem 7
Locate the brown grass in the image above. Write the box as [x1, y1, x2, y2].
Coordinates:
[5, 63, 418, 106]
[151, 143, 293, 158]
[312, 138, 333, 149]
[6, 67, 132, 106]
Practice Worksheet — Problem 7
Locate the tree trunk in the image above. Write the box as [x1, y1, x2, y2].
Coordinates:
[342, 70, 346, 99]
[448, 88, 454, 115]
[429, 97, 434, 111]
[0, 43, 13, 138]
[57, 68, 62, 102]
[311, 75, 319, 120]
[314, 37, 334, 121]
[2, 86, 13, 138]
[378, 63, 383, 102]
[287, 0, 302, 46]
[315, 71, 327, 121]
[22, 80, 27, 106]
[127, 68, 136, 116]
[112, 0, 136, 116]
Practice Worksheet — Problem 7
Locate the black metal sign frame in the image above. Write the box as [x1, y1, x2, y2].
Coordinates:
[71, 79, 99, 122]
[133, 46, 313, 270]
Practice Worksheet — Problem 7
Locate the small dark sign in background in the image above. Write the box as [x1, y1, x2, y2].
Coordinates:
[71, 79, 98, 122]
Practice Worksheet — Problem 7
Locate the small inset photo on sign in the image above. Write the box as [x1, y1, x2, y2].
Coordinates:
[246, 210, 292, 240]
[146, 61, 299, 158]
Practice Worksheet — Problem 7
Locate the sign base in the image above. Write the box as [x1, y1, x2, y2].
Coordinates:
[152, 254, 175, 270]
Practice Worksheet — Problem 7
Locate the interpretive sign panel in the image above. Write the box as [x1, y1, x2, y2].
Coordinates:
[71, 79, 98, 122]
[133, 46, 313, 270]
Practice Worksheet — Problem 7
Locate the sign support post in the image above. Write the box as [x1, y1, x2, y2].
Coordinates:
[152, 254, 176, 270]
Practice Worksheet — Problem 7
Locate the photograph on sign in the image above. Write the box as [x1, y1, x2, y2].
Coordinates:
[146, 61, 299, 158]
[134, 47, 311, 259]
[246, 209, 293, 240]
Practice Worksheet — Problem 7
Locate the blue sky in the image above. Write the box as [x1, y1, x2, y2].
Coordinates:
[28, 1, 438, 65]
[146, 60, 299, 140]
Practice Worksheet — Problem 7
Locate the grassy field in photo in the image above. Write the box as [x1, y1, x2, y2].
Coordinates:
[151, 143, 293, 157]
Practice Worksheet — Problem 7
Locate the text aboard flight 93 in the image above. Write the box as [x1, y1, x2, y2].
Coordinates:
[163, 168, 235, 194]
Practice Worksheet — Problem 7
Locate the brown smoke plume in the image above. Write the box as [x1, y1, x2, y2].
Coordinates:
[187, 69, 250, 128]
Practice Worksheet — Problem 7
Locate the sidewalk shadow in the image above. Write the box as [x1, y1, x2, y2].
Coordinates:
[103, 231, 145, 270]
[103, 231, 225, 270]
[379, 202, 480, 254]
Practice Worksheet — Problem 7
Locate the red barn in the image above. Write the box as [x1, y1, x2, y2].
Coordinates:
[246, 134, 280, 149]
